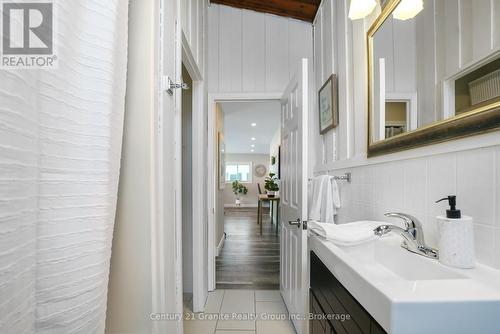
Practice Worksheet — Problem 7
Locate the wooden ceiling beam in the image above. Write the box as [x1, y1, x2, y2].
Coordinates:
[211, 0, 321, 22]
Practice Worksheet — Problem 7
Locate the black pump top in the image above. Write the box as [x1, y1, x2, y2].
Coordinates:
[435, 195, 462, 219]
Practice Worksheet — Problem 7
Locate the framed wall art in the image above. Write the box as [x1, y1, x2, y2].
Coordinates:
[318, 74, 339, 134]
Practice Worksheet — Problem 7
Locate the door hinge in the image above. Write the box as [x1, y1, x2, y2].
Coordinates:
[161, 76, 190, 95]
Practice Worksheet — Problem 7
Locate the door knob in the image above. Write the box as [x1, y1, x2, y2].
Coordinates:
[288, 219, 301, 228]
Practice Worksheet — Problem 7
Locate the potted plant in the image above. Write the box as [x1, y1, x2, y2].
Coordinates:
[232, 180, 248, 206]
[264, 173, 279, 197]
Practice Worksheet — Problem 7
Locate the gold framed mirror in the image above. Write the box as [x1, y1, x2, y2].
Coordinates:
[367, 0, 500, 157]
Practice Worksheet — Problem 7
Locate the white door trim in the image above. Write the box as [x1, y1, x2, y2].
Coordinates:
[151, 1, 163, 333]
[153, 0, 182, 333]
[182, 32, 207, 313]
[173, 1, 183, 332]
[207, 92, 282, 291]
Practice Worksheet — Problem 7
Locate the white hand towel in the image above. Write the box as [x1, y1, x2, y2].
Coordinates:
[309, 175, 329, 222]
[308, 175, 342, 224]
[308, 221, 381, 246]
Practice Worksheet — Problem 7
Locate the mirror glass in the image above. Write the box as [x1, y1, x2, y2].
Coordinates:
[370, 0, 500, 143]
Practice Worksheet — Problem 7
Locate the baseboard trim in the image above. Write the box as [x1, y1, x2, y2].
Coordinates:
[223, 204, 258, 208]
[216, 233, 225, 256]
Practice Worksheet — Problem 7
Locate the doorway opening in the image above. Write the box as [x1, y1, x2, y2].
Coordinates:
[203, 59, 310, 334]
[214, 100, 282, 290]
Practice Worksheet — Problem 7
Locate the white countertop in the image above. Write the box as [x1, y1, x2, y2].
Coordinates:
[309, 233, 500, 334]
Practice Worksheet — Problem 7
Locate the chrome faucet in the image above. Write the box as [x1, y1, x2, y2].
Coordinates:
[374, 213, 439, 259]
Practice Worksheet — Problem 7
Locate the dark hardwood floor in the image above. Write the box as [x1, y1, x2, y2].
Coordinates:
[216, 207, 280, 290]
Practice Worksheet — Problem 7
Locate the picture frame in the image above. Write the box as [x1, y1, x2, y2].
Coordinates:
[217, 132, 225, 190]
[318, 74, 338, 134]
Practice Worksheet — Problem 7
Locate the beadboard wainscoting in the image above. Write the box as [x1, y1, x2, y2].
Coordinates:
[322, 145, 500, 269]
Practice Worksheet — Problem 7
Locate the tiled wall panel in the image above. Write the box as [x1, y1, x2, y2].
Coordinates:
[327, 146, 500, 268]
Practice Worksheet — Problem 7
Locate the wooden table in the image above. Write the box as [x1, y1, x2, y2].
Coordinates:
[257, 194, 280, 235]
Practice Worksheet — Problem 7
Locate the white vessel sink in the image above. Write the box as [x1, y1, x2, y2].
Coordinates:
[309, 229, 500, 334]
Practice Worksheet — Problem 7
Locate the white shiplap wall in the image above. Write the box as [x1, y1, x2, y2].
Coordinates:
[182, 0, 207, 74]
[313, 0, 355, 166]
[207, 4, 313, 94]
[313, 0, 500, 269]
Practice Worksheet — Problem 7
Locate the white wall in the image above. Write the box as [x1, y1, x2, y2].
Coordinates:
[437, 0, 500, 77]
[223, 153, 270, 207]
[313, 0, 356, 164]
[182, 0, 206, 74]
[208, 4, 313, 94]
[312, 0, 500, 269]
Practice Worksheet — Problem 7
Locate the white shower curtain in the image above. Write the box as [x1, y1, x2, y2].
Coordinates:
[0, 1, 129, 333]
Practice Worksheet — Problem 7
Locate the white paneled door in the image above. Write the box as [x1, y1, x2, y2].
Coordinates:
[280, 58, 309, 334]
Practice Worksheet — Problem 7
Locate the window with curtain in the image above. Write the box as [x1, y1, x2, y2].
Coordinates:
[225, 163, 252, 182]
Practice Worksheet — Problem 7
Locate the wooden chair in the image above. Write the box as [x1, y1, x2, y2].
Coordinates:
[257, 183, 269, 208]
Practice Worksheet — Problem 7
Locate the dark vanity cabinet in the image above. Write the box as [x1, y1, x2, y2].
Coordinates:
[310, 252, 386, 334]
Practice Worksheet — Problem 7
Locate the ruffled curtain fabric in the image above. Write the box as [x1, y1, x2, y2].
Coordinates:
[0, 1, 128, 333]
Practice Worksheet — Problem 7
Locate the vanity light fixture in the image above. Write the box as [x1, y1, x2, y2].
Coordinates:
[251, 123, 257, 127]
[251, 144, 255, 148]
[251, 149, 255, 152]
[392, 0, 423, 20]
[251, 137, 256, 141]
[348, 0, 377, 20]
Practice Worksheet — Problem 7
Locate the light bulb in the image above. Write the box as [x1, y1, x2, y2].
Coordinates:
[393, 0, 423, 20]
[348, 0, 377, 20]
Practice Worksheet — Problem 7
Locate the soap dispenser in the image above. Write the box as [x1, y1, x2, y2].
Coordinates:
[435, 196, 475, 269]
